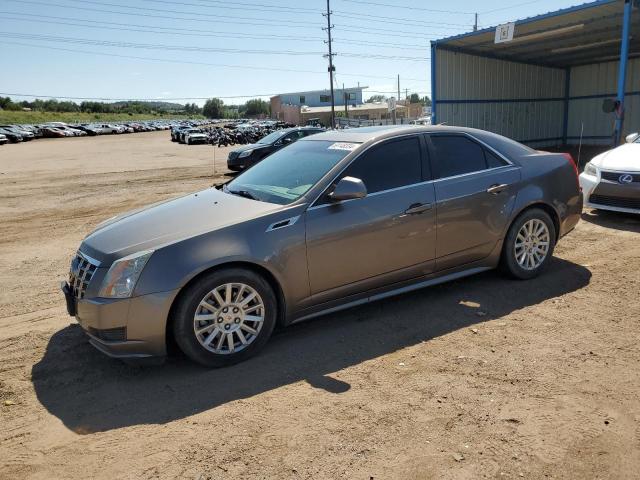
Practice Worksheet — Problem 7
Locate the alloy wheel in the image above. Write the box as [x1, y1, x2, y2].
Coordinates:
[514, 219, 550, 270]
[193, 282, 265, 355]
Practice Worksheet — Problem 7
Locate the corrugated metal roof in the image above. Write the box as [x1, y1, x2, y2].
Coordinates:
[434, 0, 639, 67]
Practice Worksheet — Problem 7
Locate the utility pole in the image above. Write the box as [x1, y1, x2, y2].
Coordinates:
[343, 82, 348, 120]
[473, 13, 478, 31]
[323, 0, 336, 129]
[397, 74, 401, 124]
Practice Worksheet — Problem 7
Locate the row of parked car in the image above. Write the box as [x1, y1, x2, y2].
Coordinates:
[0, 119, 208, 145]
[170, 119, 298, 147]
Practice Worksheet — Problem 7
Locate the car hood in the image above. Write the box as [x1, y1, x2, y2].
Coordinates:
[231, 143, 270, 154]
[81, 187, 281, 264]
[591, 143, 640, 171]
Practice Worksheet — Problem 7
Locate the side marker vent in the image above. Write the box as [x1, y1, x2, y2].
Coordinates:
[266, 215, 301, 232]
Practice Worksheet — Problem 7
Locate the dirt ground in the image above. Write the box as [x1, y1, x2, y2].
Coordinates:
[0, 131, 639, 480]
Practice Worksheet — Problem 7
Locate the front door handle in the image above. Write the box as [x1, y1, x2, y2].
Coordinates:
[404, 203, 433, 215]
[487, 183, 509, 194]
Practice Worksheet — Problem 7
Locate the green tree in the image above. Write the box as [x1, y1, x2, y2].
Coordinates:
[203, 98, 224, 118]
[243, 98, 269, 117]
[365, 94, 387, 103]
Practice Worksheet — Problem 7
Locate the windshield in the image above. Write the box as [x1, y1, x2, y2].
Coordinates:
[225, 140, 357, 205]
[635, 136, 640, 144]
[257, 130, 286, 144]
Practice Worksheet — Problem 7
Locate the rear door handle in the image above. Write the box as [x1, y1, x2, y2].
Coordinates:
[404, 203, 433, 215]
[487, 183, 509, 194]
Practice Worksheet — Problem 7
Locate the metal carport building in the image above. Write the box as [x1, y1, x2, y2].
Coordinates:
[430, 0, 639, 151]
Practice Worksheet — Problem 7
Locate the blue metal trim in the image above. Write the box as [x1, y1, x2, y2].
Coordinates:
[435, 90, 640, 105]
[563, 68, 571, 145]
[570, 90, 640, 100]
[430, 42, 437, 124]
[434, 0, 618, 45]
[566, 135, 613, 139]
[614, 0, 633, 145]
[437, 97, 564, 104]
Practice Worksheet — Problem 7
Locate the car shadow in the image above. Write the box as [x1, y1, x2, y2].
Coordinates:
[581, 209, 640, 233]
[33, 258, 591, 434]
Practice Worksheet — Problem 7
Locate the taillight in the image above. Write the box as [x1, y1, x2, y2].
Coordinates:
[561, 152, 580, 190]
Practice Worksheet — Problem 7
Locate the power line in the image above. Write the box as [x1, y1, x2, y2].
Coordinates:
[138, 0, 323, 14]
[481, 0, 543, 14]
[7, 0, 315, 29]
[138, 0, 321, 15]
[9, 0, 468, 35]
[3, 14, 437, 51]
[0, 32, 324, 56]
[335, 25, 465, 38]
[333, 12, 472, 28]
[1, 12, 323, 42]
[0, 40, 428, 81]
[54, 0, 316, 25]
[0, 91, 282, 100]
[339, 0, 474, 15]
[150, 0, 323, 13]
[0, 31, 430, 61]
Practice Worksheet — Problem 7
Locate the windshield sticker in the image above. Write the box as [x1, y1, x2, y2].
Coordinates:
[328, 142, 359, 151]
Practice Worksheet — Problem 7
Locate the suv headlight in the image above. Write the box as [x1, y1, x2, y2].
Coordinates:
[238, 149, 253, 158]
[99, 250, 154, 298]
[584, 162, 598, 176]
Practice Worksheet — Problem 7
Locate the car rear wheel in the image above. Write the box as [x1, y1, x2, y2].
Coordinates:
[173, 268, 277, 367]
[501, 208, 555, 280]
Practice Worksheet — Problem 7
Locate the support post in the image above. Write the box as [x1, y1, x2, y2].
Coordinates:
[614, 0, 632, 145]
[430, 42, 437, 124]
[562, 67, 571, 146]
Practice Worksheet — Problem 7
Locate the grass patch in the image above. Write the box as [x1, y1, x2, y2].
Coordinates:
[0, 111, 205, 125]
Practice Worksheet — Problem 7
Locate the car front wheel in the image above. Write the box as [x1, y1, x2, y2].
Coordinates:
[501, 208, 555, 280]
[173, 268, 277, 367]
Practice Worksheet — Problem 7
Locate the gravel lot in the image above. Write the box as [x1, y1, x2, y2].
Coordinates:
[1, 131, 639, 479]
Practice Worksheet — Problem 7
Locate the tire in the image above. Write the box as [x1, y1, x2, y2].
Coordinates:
[501, 208, 556, 280]
[172, 268, 277, 367]
[187, 138, 192, 145]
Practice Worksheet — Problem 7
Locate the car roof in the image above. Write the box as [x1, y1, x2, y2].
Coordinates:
[300, 125, 500, 143]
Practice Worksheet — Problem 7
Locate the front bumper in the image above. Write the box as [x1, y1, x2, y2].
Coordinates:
[62, 282, 179, 359]
[579, 172, 640, 214]
[226, 152, 247, 169]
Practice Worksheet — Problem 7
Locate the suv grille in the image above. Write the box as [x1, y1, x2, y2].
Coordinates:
[69, 251, 100, 299]
[589, 195, 640, 210]
[600, 171, 640, 183]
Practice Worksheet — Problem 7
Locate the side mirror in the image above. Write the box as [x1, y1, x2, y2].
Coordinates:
[625, 132, 639, 143]
[282, 137, 293, 144]
[329, 176, 367, 202]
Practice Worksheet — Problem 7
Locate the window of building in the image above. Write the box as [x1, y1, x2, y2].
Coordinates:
[299, 96, 306, 104]
[320, 95, 331, 103]
[346, 92, 356, 100]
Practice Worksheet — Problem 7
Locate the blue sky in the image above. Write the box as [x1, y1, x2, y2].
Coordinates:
[0, 0, 584, 105]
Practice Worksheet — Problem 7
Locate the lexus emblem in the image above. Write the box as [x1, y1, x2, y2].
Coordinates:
[619, 174, 633, 184]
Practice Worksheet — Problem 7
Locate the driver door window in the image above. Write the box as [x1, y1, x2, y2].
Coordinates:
[305, 135, 437, 297]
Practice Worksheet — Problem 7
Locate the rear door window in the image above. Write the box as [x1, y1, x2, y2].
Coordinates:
[429, 135, 509, 179]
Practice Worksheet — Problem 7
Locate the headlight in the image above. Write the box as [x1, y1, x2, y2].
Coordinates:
[238, 149, 253, 158]
[584, 162, 598, 176]
[99, 250, 153, 298]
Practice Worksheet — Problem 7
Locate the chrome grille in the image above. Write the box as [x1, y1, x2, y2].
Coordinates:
[69, 251, 100, 299]
[600, 171, 640, 183]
